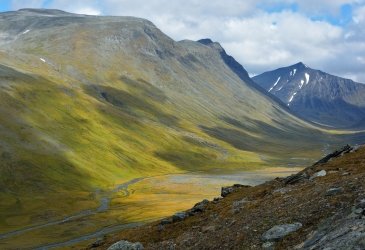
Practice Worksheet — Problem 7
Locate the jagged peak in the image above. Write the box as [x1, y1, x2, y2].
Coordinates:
[197, 38, 214, 45]
[197, 38, 225, 53]
[291, 62, 309, 69]
[197, 38, 254, 86]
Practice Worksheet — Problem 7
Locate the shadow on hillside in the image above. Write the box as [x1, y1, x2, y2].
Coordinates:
[199, 108, 365, 162]
[84, 76, 179, 127]
[200, 114, 324, 158]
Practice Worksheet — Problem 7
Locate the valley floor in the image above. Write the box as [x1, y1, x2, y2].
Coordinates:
[92, 145, 365, 250]
[0, 168, 300, 249]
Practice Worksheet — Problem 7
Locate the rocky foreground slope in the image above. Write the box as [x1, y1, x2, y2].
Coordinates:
[92, 145, 365, 249]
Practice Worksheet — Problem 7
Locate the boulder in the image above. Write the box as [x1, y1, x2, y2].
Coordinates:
[221, 186, 234, 197]
[232, 198, 248, 213]
[302, 208, 365, 249]
[172, 212, 187, 222]
[310, 170, 326, 180]
[262, 241, 275, 249]
[90, 237, 105, 248]
[273, 187, 291, 194]
[221, 184, 249, 197]
[350, 145, 361, 153]
[354, 208, 363, 215]
[262, 223, 302, 242]
[325, 187, 344, 196]
[356, 199, 365, 209]
[284, 173, 308, 185]
[212, 197, 222, 203]
[191, 199, 209, 213]
[107, 240, 144, 250]
[201, 225, 216, 233]
[313, 145, 352, 166]
[160, 218, 172, 225]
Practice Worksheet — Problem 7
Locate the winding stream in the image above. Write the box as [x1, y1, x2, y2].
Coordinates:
[0, 178, 144, 241]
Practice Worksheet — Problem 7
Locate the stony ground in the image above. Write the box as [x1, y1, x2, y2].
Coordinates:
[90, 145, 365, 250]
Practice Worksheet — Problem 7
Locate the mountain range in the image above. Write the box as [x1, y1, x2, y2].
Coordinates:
[253, 62, 365, 128]
[0, 8, 364, 248]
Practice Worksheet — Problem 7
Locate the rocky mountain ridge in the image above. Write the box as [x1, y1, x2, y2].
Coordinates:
[197, 38, 289, 109]
[252, 62, 365, 128]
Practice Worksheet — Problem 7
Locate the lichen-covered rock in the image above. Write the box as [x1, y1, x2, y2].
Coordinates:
[172, 212, 187, 222]
[310, 170, 326, 180]
[262, 241, 275, 249]
[356, 199, 365, 209]
[284, 173, 308, 185]
[221, 184, 249, 197]
[107, 240, 144, 250]
[191, 199, 209, 213]
[301, 208, 365, 249]
[90, 236, 106, 248]
[313, 144, 353, 165]
[325, 187, 344, 196]
[160, 218, 172, 225]
[201, 225, 216, 233]
[262, 223, 302, 242]
[221, 186, 234, 197]
[232, 198, 248, 213]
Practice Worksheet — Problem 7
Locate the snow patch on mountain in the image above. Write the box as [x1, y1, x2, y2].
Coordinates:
[305, 73, 310, 84]
[269, 77, 281, 92]
[288, 92, 297, 104]
[299, 80, 304, 89]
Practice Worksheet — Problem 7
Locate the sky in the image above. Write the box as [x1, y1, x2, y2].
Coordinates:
[1, 0, 365, 82]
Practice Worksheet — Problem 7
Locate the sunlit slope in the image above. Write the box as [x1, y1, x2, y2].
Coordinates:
[0, 9, 364, 232]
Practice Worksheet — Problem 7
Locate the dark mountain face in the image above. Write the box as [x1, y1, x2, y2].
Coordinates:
[253, 62, 365, 128]
[198, 38, 251, 82]
[197, 39, 289, 109]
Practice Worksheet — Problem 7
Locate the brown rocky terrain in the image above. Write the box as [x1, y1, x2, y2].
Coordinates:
[89, 144, 365, 250]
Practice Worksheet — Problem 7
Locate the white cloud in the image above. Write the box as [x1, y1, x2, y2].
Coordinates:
[11, 0, 45, 10]
[218, 12, 344, 73]
[45, 0, 101, 15]
[102, 0, 258, 18]
[265, 0, 365, 15]
[72, 7, 101, 15]
[353, 5, 365, 23]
